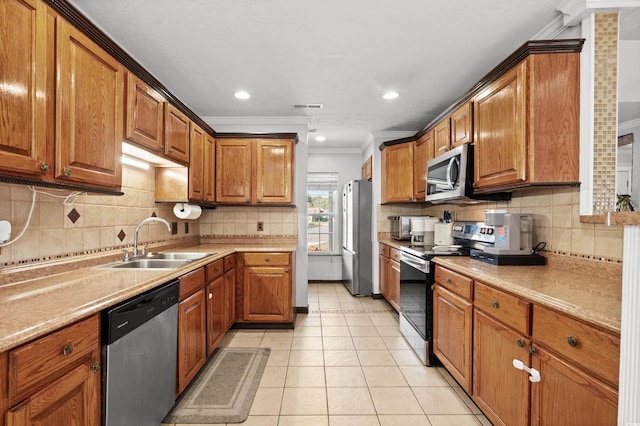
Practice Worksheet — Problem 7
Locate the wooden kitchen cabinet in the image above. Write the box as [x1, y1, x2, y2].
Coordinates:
[216, 137, 295, 205]
[433, 266, 473, 393]
[205, 259, 225, 356]
[381, 142, 415, 203]
[450, 101, 473, 148]
[473, 282, 532, 426]
[224, 254, 237, 330]
[377, 243, 400, 312]
[362, 155, 372, 181]
[164, 103, 190, 164]
[55, 17, 124, 189]
[5, 315, 101, 426]
[0, 0, 52, 180]
[434, 118, 451, 155]
[238, 252, 293, 323]
[125, 72, 165, 153]
[378, 243, 390, 303]
[188, 124, 215, 204]
[177, 268, 206, 395]
[414, 130, 434, 201]
[473, 53, 580, 191]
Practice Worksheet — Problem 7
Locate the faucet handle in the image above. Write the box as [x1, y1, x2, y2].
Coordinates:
[140, 245, 147, 256]
[122, 249, 130, 262]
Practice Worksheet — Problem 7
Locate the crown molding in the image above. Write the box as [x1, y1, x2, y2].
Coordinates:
[308, 148, 364, 155]
[558, 0, 640, 26]
[202, 116, 311, 127]
[619, 118, 640, 132]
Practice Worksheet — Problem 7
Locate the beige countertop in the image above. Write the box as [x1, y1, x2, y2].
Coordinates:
[432, 256, 621, 335]
[0, 242, 297, 353]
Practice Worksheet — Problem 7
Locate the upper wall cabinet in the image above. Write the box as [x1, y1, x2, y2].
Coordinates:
[164, 104, 190, 164]
[473, 52, 580, 192]
[216, 137, 295, 205]
[450, 101, 473, 148]
[0, 0, 51, 179]
[434, 118, 451, 156]
[55, 17, 124, 189]
[125, 72, 165, 153]
[414, 130, 434, 201]
[188, 123, 215, 204]
[381, 141, 415, 203]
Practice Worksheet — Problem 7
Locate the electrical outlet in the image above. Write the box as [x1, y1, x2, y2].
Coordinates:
[184, 222, 189, 234]
[171, 222, 178, 235]
[257, 221, 264, 232]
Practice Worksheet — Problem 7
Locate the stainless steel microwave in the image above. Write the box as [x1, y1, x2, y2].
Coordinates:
[425, 144, 510, 204]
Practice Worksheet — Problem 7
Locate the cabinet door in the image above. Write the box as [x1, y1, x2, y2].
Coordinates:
[188, 123, 206, 202]
[164, 103, 190, 164]
[216, 139, 252, 203]
[56, 18, 124, 188]
[125, 72, 164, 152]
[473, 62, 527, 190]
[0, 0, 51, 178]
[433, 284, 473, 393]
[473, 309, 530, 426]
[7, 359, 101, 426]
[381, 142, 414, 203]
[413, 130, 434, 201]
[243, 266, 292, 322]
[256, 139, 294, 204]
[388, 259, 400, 312]
[530, 346, 617, 426]
[434, 118, 451, 155]
[378, 253, 389, 300]
[203, 133, 215, 203]
[451, 101, 473, 147]
[177, 289, 206, 395]
[224, 267, 236, 329]
[206, 276, 225, 356]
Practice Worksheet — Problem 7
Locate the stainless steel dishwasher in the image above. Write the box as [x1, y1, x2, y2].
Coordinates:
[102, 279, 179, 426]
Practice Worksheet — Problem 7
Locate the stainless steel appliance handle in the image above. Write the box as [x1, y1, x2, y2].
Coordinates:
[446, 156, 458, 190]
[399, 251, 428, 273]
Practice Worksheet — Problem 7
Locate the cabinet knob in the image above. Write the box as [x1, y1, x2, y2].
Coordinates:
[265, 258, 270, 262]
[528, 345, 537, 356]
[91, 362, 101, 373]
[567, 336, 578, 347]
[516, 339, 525, 348]
[63, 167, 72, 177]
[446, 278, 451, 284]
[491, 300, 499, 309]
[62, 343, 74, 356]
[208, 292, 213, 299]
[285, 268, 289, 273]
[40, 162, 49, 172]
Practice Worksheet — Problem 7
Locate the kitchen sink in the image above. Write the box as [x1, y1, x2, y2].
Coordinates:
[96, 252, 216, 270]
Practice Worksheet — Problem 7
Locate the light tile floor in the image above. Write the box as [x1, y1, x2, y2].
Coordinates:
[162, 282, 491, 426]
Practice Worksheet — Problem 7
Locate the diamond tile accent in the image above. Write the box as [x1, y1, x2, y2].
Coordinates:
[151, 212, 157, 217]
[117, 229, 126, 242]
[67, 208, 81, 224]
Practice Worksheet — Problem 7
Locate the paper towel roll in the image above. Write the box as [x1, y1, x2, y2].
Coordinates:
[173, 203, 202, 220]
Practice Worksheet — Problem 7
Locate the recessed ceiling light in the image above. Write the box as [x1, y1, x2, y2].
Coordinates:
[234, 91, 251, 100]
[383, 91, 399, 100]
[315, 136, 326, 142]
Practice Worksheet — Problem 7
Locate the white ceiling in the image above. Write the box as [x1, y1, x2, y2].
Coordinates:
[67, 0, 578, 149]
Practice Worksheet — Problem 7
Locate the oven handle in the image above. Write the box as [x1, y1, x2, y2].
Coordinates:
[399, 251, 428, 273]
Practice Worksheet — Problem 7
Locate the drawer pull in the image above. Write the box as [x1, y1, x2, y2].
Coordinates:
[62, 343, 74, 356]
[91, 362, 101, 373]
[265, 258, 270, 262]
[567, 336, 578, 347]
[528, 345, 537, 356]
[208, 292, 213, 299]
[517, 339, 525, 348]
[491, 300, 499, 309]
[446, 278, 451, 284]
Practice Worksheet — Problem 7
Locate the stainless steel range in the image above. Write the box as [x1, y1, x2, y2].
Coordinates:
[398, 221, 495, 365]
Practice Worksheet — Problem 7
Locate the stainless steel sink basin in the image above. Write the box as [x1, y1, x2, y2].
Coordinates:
[145, 252, 216, 260]
[96, 252, 216, 270]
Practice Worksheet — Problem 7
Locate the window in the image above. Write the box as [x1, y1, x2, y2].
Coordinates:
[307, 172, 339, 254]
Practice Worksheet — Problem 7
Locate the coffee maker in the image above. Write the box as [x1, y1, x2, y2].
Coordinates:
[470, 210, 545, 265]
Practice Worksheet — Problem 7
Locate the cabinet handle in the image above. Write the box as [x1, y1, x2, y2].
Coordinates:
[40, 162, 49, 172]
[528, 345, 537, 356]
[209, 292, 213, 299]
[91, 362, 101, 373]
[265, 257, 270, 262]
[445, 278, 451, 284]
[491, 300, 499, 309]
[285, 268, 289, 273]
[567, 336, 578, 347]
[517, 339, 525, 348]
[62, 343, 74, 356]
[63, 167, 71, 177]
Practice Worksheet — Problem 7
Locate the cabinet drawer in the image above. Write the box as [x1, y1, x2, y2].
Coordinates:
[180, 267, 205, 300]
[434, 266, 473, 300]
[205, 259, 224, 283]
[379, 243, 390, 257]
[8, 315, 100, 404]
[532, 305, 620, 386]
[244, 252, 290, 266]
[474, 282, 531, 335]
[223, 254, 236, 271]
[389, 247, 400, 262]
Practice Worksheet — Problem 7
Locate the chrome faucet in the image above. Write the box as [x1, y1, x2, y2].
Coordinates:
[132, 217, 172, 258]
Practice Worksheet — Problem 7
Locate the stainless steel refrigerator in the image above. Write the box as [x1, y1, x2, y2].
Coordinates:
[341, 180, 372, 296]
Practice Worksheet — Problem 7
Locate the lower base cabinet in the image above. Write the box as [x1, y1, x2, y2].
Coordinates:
[378, 243, 400, 311]
[4, 315, 101, 426]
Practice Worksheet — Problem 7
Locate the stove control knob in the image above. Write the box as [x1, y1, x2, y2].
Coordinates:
[487, 228, 494, 235]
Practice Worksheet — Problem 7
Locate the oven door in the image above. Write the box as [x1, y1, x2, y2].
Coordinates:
[398, 252, 431, 341]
